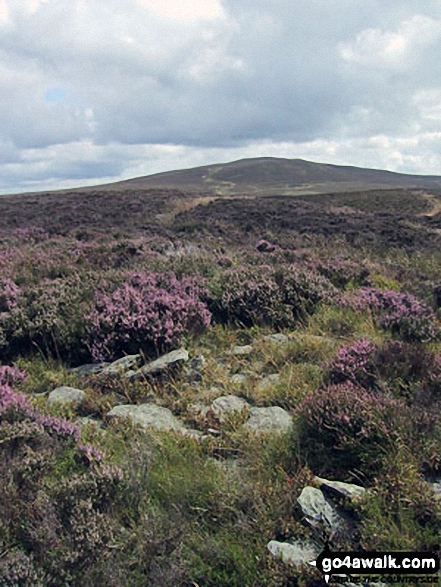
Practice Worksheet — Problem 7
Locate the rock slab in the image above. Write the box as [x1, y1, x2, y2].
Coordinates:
[267, 540, 319, 567]
[244, 406, 293, 434]
[48, 386, 85, 406]
[107, 403, 186, 432]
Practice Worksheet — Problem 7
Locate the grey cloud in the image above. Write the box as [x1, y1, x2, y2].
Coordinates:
[1, 0, 441, 191]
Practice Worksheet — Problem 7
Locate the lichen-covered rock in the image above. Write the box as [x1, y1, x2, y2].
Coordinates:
[48, 386, 85, 406]
[244, 406, 292, 434]
[128, 349, 189, 380]
[230, 373, 247, 385]
[107, 403, 187, 432]
[314, 477, 366, 500]
[257, 373, 281, 390]
[101, 354, 142, 376]
[229, 345, 253, 356]
[267, 540, 319, 567]
[297, 486, 346, 534]
[211, 395, 249, 420]
[70, 363, 109, 376]
[263, 333, 290, 345]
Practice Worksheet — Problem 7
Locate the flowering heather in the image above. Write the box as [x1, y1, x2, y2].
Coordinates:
[316, 255, 370, 289]
[297, 382, 406, 475]
[341, 287, 439, 342]
[327, 339, 378, 387]
[85, 271, 211, 361]
[0, 278, 20, 314]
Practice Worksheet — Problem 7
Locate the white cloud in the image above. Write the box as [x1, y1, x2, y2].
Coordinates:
[340, 14, 441, 68]
[135, 0, 225, 21]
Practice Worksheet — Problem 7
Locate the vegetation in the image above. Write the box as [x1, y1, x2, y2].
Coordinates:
[0, 179, 440, 585]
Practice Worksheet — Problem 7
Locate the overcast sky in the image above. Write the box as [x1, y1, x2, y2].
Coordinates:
[1, 0, 441, 193]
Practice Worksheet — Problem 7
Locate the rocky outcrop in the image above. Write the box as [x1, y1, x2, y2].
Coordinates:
[127, 349, 189, 381]
[244, 406, 293, 434]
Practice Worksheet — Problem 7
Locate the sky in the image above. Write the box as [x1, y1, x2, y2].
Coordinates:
[1, 0, 441, 193]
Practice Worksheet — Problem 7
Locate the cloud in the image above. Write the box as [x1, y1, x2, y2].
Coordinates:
[1, 0, 441, 191]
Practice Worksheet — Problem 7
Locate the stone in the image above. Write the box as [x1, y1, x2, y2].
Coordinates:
[263, 333, 290, 345]
[128, 349, 189, 380]
[70, 363, 109, 376]
[48, 386, 85, 406]
[185, 354, 207, 382]
[188, 402, 211, 418]
[230, 344, 253, 356]
[431, 481, 441, 501]
[244, 406, 293, 434]
[107, 403, 186, 432]
[257, 373, 281, 391]
[101, 354, 142, 376]
[314, 477, 366, 500]
[230, 373, 247, 385]
[211, 395, 249, 420]
[297, 486, 345, 534]
[267, 540, 319, 567]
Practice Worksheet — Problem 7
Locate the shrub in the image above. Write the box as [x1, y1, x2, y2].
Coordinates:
[85, 271, 211, 361]
[327, 339, 378, 388]
[209, 264, 336, 328]
[296, 382, 406, 477]
[0, 371, 123, 586]
[341, 287, 439, 342]
[316, 255, 370, 289]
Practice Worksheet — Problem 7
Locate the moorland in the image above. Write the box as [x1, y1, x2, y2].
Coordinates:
[0, 158, 440, 586]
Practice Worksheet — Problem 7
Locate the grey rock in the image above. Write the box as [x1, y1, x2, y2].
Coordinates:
[185, 354, 207, 382]
[211, 395, 249, 420]
[70, 363, 109, 376]
[297, 486, 345, 534]
[48, 386, 85, 406]
[257, 373, 281, 391]
[230, 373, 247, 385]
[229, 344, 253, 356]
[267, 540, 319, 567]
[107, 403, 186, 432]
[101, 354, 142, 376]
[129, 349, 189, 380]
[76, 416, 103, 429]
[263, 333, 289, 345]
[431, 481, 441, 501]
[314, 476, 366, 500]
[188, 402, 211, 418]
[244, 406, 293, 434]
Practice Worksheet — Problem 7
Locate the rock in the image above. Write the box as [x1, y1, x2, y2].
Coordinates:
[230, 373, 247, 385]
[229, 345, 253, 357]
[185, 354, 207, 383]
[76, 416, 103, 429]
[128, 349, 189, 380]
[107, 403, 187, 432]
[431, 481, 441, 501]
[257, 373, 281, 390]
[314, 477, 366, 500]
[101, 354, 142, 376]
[297, 487, 346, 534]
[188, 402, 211, 418]
[48, 386, 85, 406]
[70, 363, 109, 376]
[267, 540, 319, 567]
[244, 406, 293, 434]
[211, 395, 249, 420]
[263, 333, 290, 345]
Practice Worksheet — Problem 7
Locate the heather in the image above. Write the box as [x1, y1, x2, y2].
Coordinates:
[0, 185, 440, 586]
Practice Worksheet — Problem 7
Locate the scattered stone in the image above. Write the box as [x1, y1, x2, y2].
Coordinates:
[229, 344, 253, 357]
[263, 333, 290, 345]
[244, 406, 293, 434]
[230, 373, 247, 385]
[257, 373, 281, 391]
[48, 386, 85, 406]
[76, 416, 103, 429]
[431, 481, 441, 501]
[70, 363, 109, 376]
[297, 486, 346, 534]
[128, 349, 189, 380]
[211, 395, 249, 420]
[267, 540, 319, 567]
[188, 402, 211, 418]
[107, 403, 187, 432]
[101, 354, 142, 376]
[314, 477, 366, 500]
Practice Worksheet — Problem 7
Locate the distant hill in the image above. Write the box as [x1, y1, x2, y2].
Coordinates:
[101, 157, 441, 195]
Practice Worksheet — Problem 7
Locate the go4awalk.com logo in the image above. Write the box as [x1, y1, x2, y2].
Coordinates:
[309, 544, 440, 584]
